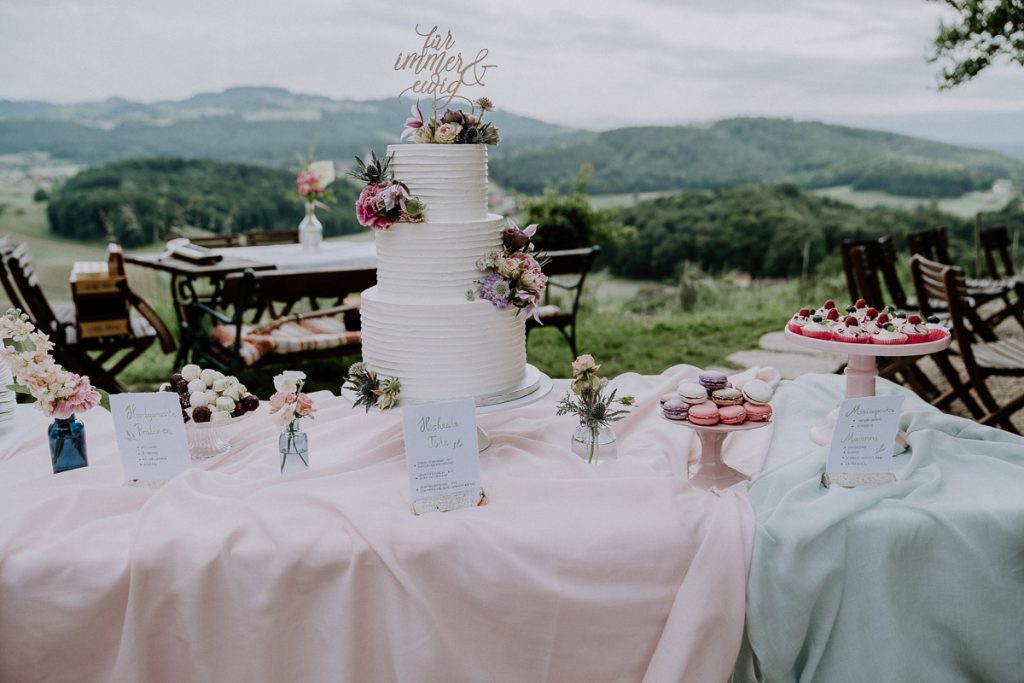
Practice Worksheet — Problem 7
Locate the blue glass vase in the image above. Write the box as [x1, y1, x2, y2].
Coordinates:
[279, 418, 309, 474]
[49, 414, 88, 473]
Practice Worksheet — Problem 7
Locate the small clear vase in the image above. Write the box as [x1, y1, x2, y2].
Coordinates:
[298, 201, 323, 251]
[279, 418, 309, 473]
[570, 422, 617, 464]
[49, 414, 88, 474]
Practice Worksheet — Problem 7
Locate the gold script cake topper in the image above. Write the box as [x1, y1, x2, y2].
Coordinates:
[394, 25, 496, 114]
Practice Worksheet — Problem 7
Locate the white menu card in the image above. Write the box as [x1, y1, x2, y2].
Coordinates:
[110, 392, 191, 483]
[825, 395, 903, 486]
[401, 399, 484, 515]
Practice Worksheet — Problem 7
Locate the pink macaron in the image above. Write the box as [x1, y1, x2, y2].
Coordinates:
[744, 402, 773, 422]
[687, 403, 720, 426]
[719, 404, 747, 425]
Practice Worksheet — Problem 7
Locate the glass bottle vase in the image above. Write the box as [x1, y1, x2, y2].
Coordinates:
[298, 201, 323, 251]
[49, 414, 89, 474]
[279, 418, 310, 473]
[570, 422, 618, 464]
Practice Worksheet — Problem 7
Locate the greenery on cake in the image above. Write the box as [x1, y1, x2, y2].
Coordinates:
[402, 97, 500, 145]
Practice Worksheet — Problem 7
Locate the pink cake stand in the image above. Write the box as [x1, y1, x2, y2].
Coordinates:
[784, 328, 951, 446]
[660, 412, 771, 490]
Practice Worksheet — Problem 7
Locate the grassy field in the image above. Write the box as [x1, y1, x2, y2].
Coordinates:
[811, 185, 1009, 218]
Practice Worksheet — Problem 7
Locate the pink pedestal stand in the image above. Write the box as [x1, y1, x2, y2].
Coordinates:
[660, 414, 771, 490]
[783, 328, 951, 446]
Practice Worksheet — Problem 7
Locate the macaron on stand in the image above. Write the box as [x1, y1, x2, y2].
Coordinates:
[783, 327, 951, 446]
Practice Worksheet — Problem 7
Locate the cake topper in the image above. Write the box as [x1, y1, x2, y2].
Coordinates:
[394, 24, 496, 116]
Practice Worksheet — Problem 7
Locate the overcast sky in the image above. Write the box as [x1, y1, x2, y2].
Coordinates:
[1, 0, 1022, 128]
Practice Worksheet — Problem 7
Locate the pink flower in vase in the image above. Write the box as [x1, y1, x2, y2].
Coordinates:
[51, 373, 100, 419]
[296, 393, 315, 418]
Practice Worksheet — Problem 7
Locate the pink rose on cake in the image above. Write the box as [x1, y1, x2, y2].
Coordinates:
[355, 183, 390, 230]
[435, 122, 462, 144]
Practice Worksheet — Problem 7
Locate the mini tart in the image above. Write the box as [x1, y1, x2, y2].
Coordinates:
[833, 324, 871, 343]
[687, 403, 720, 426]
[711, 387, 744, 406]
[744, 402, 773, 422]
[802, 321, 832, 340]
[719, 404, 747, 425]
[871, 328, 907, 345]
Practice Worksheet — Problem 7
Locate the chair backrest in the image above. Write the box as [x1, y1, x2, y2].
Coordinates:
[840, 236, 910, 308]
[222, 266, 378, 312]
[978, 226, 1016, 279]
[538, 246, 600, 312]
[183, 234, 242, 248]
[4, 243, 61, 336]
[910, 254, 987, 369]
[0, 235, 28, 312]
[245, 229, 299, 247]
[906, 228, 952, 264]
[848, 245, 885, 307]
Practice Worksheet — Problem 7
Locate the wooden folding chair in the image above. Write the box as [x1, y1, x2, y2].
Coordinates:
[976, 226, 1024, 330]
[526, 246, 600, 359]
[4, 242, 174, 393]
[910, 255, 1024, 431]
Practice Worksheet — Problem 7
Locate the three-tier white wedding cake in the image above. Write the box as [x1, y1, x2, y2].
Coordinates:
[359, 144, 528, 401]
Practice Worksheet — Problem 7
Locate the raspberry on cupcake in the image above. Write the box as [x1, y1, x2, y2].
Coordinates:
[833, 315, 871, 343]
[901, 314, 930, 344]
[788, 308, 813, 334]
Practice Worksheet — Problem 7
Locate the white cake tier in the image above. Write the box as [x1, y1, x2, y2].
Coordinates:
[360, 285, 527, 401]
[375, 214, 503, 300]
[387, 144, 489, 222]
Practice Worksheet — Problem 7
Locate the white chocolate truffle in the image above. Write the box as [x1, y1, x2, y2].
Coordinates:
[199, 369, 218, 387]
[214, 396, 235, 412]
[210, 410, 232, 422]
[212, 378, 229, 393]
[187, 378, 207, 395]
[181, 364, 202, 381]
[189, 392, 210, 408]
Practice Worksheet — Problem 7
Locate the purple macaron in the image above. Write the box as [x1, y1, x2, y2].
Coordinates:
[662, 399, 690, 421]
[698, 371, 729, 392]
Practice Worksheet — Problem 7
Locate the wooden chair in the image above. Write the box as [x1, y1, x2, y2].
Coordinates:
[3, 242, 175, 393]
[169, 230, 242, 248]
[911, 255, 1024, 431]
[526, 246, 600, 358]
[245, 229, 299, 246]
[976, 226, 1024, 330]
[186, 266, 376, 374]
[840, 237, 916, 309]
[907, 227, 1010, 338]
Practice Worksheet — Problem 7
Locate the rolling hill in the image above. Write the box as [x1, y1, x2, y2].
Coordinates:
[492, 118, 1024, 197]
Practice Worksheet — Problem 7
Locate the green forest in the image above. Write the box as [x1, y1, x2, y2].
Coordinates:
[46, 158, 362, 247]
[491, 118, 1022, 197]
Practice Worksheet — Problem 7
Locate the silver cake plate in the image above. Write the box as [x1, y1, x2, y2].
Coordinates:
[341, 364, 554, 450]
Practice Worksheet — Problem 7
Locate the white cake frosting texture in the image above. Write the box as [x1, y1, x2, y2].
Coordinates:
[360, 144, 527, 401]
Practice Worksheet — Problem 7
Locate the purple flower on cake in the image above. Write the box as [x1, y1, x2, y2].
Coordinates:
[375, 183, 410, 213]
[401, 101, 424, 141]
[480, 273, 513, 308]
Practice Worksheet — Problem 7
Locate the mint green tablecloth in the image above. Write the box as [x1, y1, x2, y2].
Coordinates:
[735, 374, 1024, 683]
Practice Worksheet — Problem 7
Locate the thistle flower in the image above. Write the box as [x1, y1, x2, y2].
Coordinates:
[475, 97, 494, 112]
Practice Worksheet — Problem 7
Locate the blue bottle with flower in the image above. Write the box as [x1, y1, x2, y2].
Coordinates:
[49, 414, 89, 473]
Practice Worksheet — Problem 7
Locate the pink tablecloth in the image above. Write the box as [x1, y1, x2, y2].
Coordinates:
[0, 365, 773, 683]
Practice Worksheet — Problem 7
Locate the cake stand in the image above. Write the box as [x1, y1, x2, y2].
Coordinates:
[341, 364, 554, 451]
[784, 328, 951, 446]
[660, 411, 771, 490]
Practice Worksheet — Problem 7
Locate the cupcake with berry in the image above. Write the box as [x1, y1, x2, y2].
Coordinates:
[861, 307, 881, 333]
[823, 307, 842, 330]
[871, 323, 908, 345]
[926, 315, 949, 341]
[852, 299, 870, 322]
[833, 315, 871, 343]
[788, 308, 813, 335]
[815, 299, 838, 320]
[802, 314, 833, 340]
[900, 314, 930, 344]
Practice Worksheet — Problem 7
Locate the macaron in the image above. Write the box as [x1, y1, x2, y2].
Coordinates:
[687, 403, 720, 426]
[711, 387, 744, 406]
[676, 381, 708, 405]
[698, 371, 729, 392]
[662, 399, 689, 421]
[659, 392, 678, 406]
[744, 402, 773, 422]
[719, 404, 747, 425]
[741, 379, 773, 405]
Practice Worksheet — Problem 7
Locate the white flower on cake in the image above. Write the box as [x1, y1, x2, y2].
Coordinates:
[274, 370, 307, 395]
[412, 126, 434, 144]
[435, 122, 462, 144]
